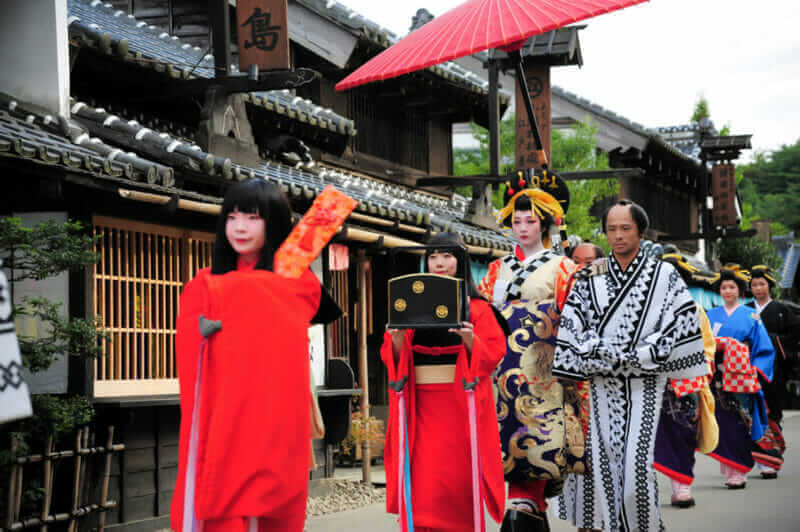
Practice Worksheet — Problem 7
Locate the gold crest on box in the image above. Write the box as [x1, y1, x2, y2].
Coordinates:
[388, 273, 464, 329]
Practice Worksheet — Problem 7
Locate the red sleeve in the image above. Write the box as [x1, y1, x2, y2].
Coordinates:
[478, 259, 501, 301]
[466, 299, 507, 378]
[555, 257, 580, 312]
[380, 329, 415, 381]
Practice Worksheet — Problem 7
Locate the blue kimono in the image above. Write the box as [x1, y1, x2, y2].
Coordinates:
[706, 305, 774, 440]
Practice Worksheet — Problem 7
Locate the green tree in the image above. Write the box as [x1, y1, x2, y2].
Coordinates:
[0, 217, 106, 452]
[691, 96, 710, 123]
[737, 140, 800, 235]
[453, 116, 618, 245]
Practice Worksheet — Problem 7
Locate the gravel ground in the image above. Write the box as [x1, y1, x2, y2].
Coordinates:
[306, 480, 386, 517]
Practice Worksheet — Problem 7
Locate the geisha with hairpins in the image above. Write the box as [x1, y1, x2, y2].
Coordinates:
[477, 169, 587, 532]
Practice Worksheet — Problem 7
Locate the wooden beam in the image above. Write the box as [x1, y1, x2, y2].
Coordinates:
[416, 168, 645, 187]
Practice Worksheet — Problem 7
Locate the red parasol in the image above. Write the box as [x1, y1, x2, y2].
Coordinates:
[335, 0, 648, 166]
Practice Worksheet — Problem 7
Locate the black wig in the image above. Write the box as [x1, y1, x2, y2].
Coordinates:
[718, 268, 747, 296]
[211, 179, 293, 274]
[424, 232, 483, 300]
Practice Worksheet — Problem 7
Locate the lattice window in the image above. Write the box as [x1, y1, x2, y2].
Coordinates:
[328, 270, 350, 360]
[92, 216, 213, 397]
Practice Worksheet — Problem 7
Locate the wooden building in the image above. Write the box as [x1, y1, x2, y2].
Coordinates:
[1, 1, 519, 530]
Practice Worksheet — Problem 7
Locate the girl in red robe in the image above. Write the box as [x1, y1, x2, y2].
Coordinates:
[382, 233, 508, 531]
[171, 179, 340, 532]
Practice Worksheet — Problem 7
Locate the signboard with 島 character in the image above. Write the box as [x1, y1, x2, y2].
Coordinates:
[237, 0, 290, 72]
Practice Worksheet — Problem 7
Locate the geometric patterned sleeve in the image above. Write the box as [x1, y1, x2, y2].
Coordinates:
[477, 259, 501, 301]
[555, 266, 707, 380]
[670, 303, 715, 396]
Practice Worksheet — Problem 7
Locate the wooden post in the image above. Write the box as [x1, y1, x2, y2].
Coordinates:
[208, 0, 231, 77]
[6, 437, 18, 529]
[97, 426, 114, 532]
[40, 436, 53, 532]
[68, 428, 84, 532]
[357, 250, 371, 483]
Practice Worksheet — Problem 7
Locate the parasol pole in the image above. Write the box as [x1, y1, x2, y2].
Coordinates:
[510, 49, 548, 169]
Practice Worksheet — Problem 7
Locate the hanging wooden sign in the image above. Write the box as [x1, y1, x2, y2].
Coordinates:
[237, 0, 290, 72]
[711, 162, 737, 227]
[515, 62, 551, 170]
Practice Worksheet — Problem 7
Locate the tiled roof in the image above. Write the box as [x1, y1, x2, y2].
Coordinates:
[67, 0, 356, 137]
[551, 86, 707, 170]
[0, 96, 174, 186]
[473, 26, 584, 66]
[297, 0, 511, 102]
[1, 94, 513, 251]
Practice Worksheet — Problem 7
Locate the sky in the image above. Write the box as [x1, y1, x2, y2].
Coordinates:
[336, 0, 800, 159]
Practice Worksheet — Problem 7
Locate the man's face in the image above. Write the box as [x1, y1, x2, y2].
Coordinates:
[605, 205, 640, 258]
[571, 243, 598, 269]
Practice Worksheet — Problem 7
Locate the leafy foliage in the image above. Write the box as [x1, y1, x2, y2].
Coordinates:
[691, 96, 711, 123]
[0, 217, 99, 285]
[0, 217, 103, 458]
[737, 140, 800, 235]
[14, 297, 106, 373]
[716, 236, 783, 279]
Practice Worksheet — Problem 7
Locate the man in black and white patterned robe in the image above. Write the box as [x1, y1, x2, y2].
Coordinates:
[552, 201, 707, 532]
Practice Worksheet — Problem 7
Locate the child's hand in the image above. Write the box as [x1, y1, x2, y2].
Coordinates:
[386, 327, 405, 358]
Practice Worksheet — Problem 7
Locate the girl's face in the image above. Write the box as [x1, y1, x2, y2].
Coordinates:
[720, 280, 741, 305]
[750, 277, 770, 301]
[225, 208, 266, 262]
[512, 210, 542, 247]
[428, 251, 458, 277]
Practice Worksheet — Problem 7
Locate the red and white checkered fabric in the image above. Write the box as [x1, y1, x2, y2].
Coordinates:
[671, 374, 708, 397]
[716, 336, 761, 394]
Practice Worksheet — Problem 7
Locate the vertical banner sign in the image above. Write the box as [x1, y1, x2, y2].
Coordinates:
[711, 163, 737, 227]
[515, 62, 551, 170]
[237, 0, 290, 71]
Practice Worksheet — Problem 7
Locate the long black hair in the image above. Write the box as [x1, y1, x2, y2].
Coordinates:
[423, 232, 483, 300]
[211, 179, 293, 274]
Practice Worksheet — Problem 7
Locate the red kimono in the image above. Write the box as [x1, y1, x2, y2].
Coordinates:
[381, 298, 506, 531]
[171, 263, 321, 532]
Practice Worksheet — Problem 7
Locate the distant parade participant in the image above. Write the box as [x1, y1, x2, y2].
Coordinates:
[706, 266, 776, 489]
[382, 233, 507, 532]
[478, 171, 586, 532]
[569, 242, 605, 270]
[552, 200, 708, 532]
[652, 253, 719, 509]
[747, 264, 796, 478]
[172, 179, 345, 532]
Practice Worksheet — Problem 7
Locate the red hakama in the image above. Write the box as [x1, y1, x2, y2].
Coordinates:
[381, 298, 506, 531]
[171, 266, 321, 532]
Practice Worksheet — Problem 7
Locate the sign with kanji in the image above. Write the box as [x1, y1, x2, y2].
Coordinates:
[237, 0, 290, 71]
[515, 62, 551, 170]
[711, 163, 738, 227]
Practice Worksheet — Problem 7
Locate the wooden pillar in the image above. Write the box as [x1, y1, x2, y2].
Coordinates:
[515, 61, 551, 169]
[357, 250, 371, 483]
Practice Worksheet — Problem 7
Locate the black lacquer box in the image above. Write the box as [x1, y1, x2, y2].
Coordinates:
[387, 245, 470, 329]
